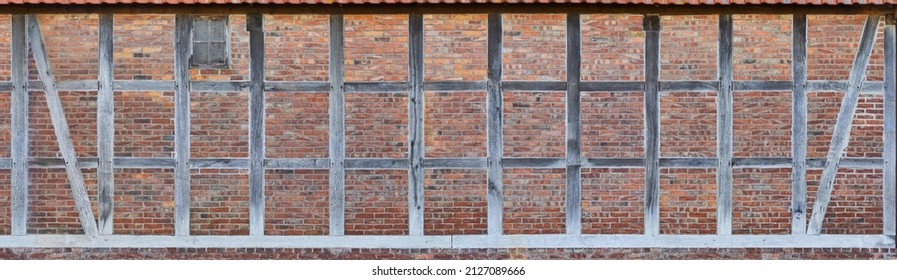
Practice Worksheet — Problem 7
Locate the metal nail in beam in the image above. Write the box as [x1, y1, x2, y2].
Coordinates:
[807, 15, 880, 235]
[27, 15, 99, 236]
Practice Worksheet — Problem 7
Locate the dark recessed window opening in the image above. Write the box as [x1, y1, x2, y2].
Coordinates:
[191, 15, 230, 69]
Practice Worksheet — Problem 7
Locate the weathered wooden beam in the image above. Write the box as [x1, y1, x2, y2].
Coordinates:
[717, 14, 734, 235]
[578, 81, 644, 92]
[408, 13, 426, 236]
[5, 3, 893, 16]
[0, 234, 892, 249]
[97, 13, 115, 235]
[643, 14, 661, 237]
[486, 13, 504, 236]
[344, 82, 408, 93]
[27, 15, 99, 236]
[883, 14, 896, 236]
[5, 156, 880, 170]
[502, 81, 566, 92]
[791, 14, 809, 235]
[565, 13, 582, 235]
[247, 13, 266, 237]
[660, 81, 718, 92]
[10, 15, 29, 236]
[423, 81, 487, 92]
[173, 14, 192, 237]
[329, 14, 347, 236]
[807, 16, 880, 235]
[264, 81, 330, 92]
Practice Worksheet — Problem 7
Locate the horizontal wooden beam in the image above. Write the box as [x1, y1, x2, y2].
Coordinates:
[4, 3, 894, 15]
[0, 157, 883, 170]
[0, 80, 888, 94]
[0, 234, 891, 249]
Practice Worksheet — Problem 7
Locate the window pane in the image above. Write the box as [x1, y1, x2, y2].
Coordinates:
[210, 19, 228, 43]
[192, 42, 210, 66]
[193, 19, 210, 42]
[209, 42, 228, 66]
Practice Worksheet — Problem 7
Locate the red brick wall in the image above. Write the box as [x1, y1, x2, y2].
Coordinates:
[0, 13, 892, 259]
[424, 169, 488, 235]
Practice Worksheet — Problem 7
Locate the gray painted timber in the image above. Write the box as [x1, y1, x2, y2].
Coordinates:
[1, 79, 886, 95]
[503, 158, 566, 169]
[579, 81, 644, 92]
[265, 158, 330, 170]
[10, 15, 29, 236]
[660, 81, 718, 92]
[247, 13, 266, 237]
[884, 14, 896, 236]
[7, 156, 879, 170]
[486, 13, 504, 236]
[264, 81, 330, 92]
[422, 158, 488, 169]
[191, 81, 249, 92]
[643, 14, 661, 236]
[27, 15, 99, 236]
[97, 14, 115, 235]
[502, 81, 566, 92]
[565, 13, 583, 235]
[174, 14, 192, 236]
[808, 16, 880, 235]
[329, 14, 347, 236]
[450, 234, 895, 249]
[408, 13, 426, 236]
[344, 82, 408, 93]
[346, 159, 409, 170]
[792, 14, 809, 235]
[424, 81, 487, 92]
[717, 14, 735, 235]
[0, 235, 892, 249]
[114, 80, 174, 91]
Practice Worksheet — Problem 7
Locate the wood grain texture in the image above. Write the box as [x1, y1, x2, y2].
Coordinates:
[247, 13, 266, 236]
[408, 13, 425, 236]
[329, 14, 347, 236]
[97, 14, 115, 235]
[643, 14, 661, 236]
[883, 14, 896, 236]
[565, 13, 582, 235]
[807, 16, 880, 235]
[174, 14, 192, 236]
[716, 14, 734, 235]
[10, 15, 29, 236]
[27, 15, 99, 236]
[791, 14, 809, 235]
[486, 13, 504, 236]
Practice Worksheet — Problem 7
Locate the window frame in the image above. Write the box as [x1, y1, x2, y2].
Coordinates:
[189, 15, 232, 69]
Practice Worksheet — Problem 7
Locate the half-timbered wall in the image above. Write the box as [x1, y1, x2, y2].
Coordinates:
[0, 6, 893, 251]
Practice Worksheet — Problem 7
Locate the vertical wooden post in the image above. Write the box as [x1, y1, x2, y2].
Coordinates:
[408, 13, 425, 236]
[565, 13, 582, 235]
[486, 13, 504, 236]
[883, 14, 896, 236]
[27, 15, 98, 236]
[807, 16, 880, 235]
[643, 14, 662, 236]
[791, 14, 809, 235]
[10, 15, 29, 236]
[329, 14, 347, 236]
[174, 14, 192, 236]
[716, 14, 735, 235]
[247, 13, 266, 237]
[97, 14, 115, 235]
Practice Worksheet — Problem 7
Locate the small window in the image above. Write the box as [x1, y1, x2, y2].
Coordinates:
[191, 15, 230, 69]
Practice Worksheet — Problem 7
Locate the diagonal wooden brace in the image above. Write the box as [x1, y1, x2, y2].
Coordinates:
[806, 15, 880, 235]
[26, 15, 99, 236]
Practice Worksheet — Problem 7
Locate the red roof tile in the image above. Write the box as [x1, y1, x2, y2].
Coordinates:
[0, 0, 895, 4]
